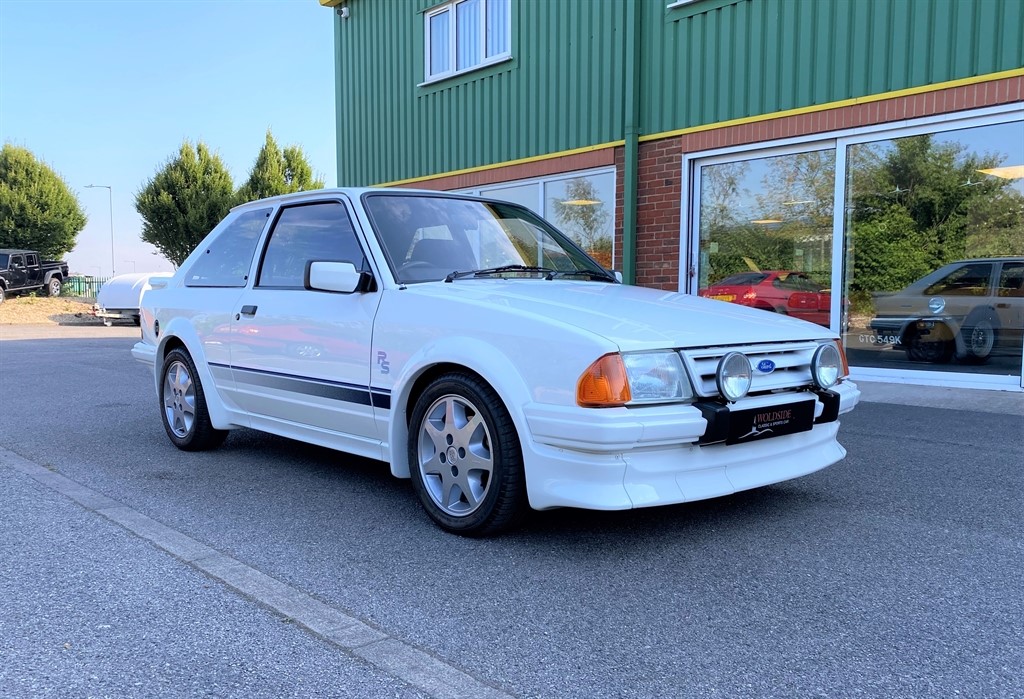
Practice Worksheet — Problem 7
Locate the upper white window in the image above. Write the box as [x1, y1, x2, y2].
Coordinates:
[424, 0, 511, 82]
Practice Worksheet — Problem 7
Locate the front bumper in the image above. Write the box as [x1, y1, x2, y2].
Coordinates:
[520, 380, 859, 511]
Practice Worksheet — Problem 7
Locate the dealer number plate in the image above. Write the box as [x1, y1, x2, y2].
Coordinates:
[726, 399, 815, 445]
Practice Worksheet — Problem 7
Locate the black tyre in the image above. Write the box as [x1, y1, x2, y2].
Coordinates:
[408, 372, 527, 536]
[47, 277, 62, 297]
[160, 348, 228, 451]
[959, 312, 998, 364]
[905, 326, 954, 363]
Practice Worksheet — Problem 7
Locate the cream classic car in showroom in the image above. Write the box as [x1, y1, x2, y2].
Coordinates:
[133, 189, 859, 535]
[869, 257, 1024, 364]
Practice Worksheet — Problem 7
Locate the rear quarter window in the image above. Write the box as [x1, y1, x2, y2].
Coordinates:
[185, 208, 272, 288]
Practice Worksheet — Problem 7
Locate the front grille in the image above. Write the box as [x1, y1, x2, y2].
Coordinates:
[679, 341, 821, 398]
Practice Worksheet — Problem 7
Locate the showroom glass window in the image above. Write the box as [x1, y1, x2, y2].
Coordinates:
[257, 202, 366, 289]
[470, 169, 617, 269]
[695, 149, 837, 328]
[424, 0, 511, 81]
[843, 121, 1024, 377]
[185, 208, 272, 288]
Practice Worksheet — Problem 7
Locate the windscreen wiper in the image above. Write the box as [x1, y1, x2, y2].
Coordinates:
[544, 269, 618, 282]
[444, 265, 618, 283]
[444, 265, 558, 282]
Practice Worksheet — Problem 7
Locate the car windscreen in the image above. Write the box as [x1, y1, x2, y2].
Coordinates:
[362, 194, 610, 284]
[0, 253, 8, 268]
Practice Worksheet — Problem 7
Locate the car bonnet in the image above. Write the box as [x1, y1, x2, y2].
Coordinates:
[403, 280, 835, 350]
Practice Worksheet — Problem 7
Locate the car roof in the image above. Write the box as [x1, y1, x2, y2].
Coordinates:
[948, 257, 1024, 264]
[0, 249, 37, 255]
[229, 187, 493, 212]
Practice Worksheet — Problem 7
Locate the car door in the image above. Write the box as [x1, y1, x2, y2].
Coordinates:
[924, 261, 994, 323]
[228, 199, 382, 455]
[995, 261, 1024, 342]
[7, 254, 27, 289]
[181, 206, 275, 412]
[24, 254, 41, 285]
[775, 273, 829, 326]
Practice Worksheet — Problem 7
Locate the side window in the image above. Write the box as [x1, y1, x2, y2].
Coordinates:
[26, 254, 37, 266]
[924, 263, 993, 296]
[185, 208, 272, 288]
[257, 202, 367, 289]
[11, 255, 24, 268]
[998, 262, 1024, 298]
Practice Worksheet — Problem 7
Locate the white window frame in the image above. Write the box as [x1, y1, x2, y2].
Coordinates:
[681, 103, 1024, 391]
[423, 0, 512, 85]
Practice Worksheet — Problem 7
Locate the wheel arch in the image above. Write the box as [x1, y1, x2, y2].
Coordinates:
[957, 306, 1001, 360]
[386, 341, 534, 480]
[154, 321, 236, 430]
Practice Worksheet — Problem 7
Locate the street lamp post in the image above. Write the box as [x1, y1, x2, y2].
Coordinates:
[85, 184, 115, 277]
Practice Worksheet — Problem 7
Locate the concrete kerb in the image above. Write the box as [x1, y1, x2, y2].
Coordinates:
[0, 447, 515, 699]
[856, 379, 1024, 416]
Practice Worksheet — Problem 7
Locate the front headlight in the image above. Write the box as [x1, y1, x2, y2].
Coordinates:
[811, 342, 842, 389]
[577, 351, 693, 407]
[622, 351, 692, 404]
[716, 351, 752, 402]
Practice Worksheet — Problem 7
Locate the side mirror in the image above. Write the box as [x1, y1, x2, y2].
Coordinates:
[305, 261, 373, 294]
[613, 270, 624, 284]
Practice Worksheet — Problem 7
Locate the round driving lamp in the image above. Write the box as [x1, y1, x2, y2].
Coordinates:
[811, 342, 842, 390]
[716, 352, 752, 403]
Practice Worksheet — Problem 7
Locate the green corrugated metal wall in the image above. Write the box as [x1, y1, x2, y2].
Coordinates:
[335, 0, 629, 186]
[334, 0, 1024, 186]
[648, 0, 1024, 130]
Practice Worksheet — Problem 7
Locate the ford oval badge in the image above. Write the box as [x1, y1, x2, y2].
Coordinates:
[757, 359, 776, 374]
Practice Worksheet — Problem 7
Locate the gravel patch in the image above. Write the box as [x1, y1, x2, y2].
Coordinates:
[0, 296, 104, 326]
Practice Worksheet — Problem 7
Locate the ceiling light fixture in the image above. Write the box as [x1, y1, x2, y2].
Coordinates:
[977, 165, 1024, 180]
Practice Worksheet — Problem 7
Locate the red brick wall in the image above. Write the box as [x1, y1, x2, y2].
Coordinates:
[672, 74, 1023, 154]
[395, 148, 615, 191]
[632, 139, 683, 289]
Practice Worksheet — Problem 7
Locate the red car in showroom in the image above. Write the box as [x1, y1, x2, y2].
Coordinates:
[700, 271, 832, 327]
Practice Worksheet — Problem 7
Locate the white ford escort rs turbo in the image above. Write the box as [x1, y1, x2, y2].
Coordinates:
[133, 188, 859, 535]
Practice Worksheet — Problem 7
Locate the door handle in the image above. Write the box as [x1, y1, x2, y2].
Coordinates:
[996, 303, 1009, 309]
[240, 305, 258, 316]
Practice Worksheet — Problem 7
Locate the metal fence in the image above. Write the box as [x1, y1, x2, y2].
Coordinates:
[64, 276, 110, 300]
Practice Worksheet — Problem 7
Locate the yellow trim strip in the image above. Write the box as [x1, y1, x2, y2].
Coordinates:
[374, 68, 1024, 187]
[639, 67, 1024, 143]
[374, 139, 625, 187]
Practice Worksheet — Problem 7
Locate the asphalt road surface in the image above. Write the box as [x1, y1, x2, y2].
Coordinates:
[1, 330, 1021, 698]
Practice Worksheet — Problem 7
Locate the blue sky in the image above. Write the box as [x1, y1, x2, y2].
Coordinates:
[0, 0, 337, 275]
